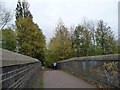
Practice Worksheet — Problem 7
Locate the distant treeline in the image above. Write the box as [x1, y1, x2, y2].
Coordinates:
[45, 19, 119, 67]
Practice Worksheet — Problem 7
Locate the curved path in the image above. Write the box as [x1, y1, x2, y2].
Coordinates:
[43, 70, 96, 88]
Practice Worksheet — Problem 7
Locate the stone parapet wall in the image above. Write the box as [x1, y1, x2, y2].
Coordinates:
[58, 54, 120, 88]
[0, 49, 41, 89]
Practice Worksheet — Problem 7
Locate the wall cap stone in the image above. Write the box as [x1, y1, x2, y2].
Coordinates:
[58, 54, 120, 63]
[0, 48, 40, 67]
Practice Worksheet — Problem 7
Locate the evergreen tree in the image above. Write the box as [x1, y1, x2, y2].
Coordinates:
[72, 25, 92, 57]
[95, 20, 118, 54]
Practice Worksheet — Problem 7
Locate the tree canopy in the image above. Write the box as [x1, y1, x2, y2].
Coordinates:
[15, 0, 46, 64]
[16, 0, 33, 20]
[2, 29, 16, 51]
[45, 20, 74, 66]
[0, 0, 118, 66]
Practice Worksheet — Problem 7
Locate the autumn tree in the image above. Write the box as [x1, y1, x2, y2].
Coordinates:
[45, 38, 59, 67]
[45, 20, 74, 66]
[55, 20, 74, 60]
[15, 0, 46, 64]
[16, 17, 46, 64]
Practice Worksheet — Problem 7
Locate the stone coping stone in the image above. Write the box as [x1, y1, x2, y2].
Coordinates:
[0, 48, 40, 67]
[58, 54, 120, 63]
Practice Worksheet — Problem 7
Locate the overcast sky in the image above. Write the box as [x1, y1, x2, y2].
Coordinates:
[2, 0, 119, 43]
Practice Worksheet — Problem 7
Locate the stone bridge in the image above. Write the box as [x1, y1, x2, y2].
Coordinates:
[0, 48, 120, 88]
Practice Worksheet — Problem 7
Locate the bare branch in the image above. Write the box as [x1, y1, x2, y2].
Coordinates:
[0, 2, 12, 29]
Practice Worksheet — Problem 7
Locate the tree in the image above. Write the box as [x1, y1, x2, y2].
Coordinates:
[45, 20, 74, 66]
[15, 0, 33, 20]
[45, 40, 59, 67]
[71, 19, 118, 56]
[16, 17, 45, 64]
[55, 21, 74, 60]
[0, 2, 12, 29]
[118, 38, 120, 53]
[2, 28, 16, 51]
[72, 24, 92, 57]
[82, 20, 100, 56]
[95, 20, 118, 55]
[15, 0, 46, 64]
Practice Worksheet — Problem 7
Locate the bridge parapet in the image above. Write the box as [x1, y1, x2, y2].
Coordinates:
[0, 48, 42, 89]
[58, 54, 120, 88]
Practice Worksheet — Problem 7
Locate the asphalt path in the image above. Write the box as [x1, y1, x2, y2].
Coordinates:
[43, 70, 96, 88]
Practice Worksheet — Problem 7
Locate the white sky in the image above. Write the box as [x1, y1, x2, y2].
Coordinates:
[1, 0, 119, 43]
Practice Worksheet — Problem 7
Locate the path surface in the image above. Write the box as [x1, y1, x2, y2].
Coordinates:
[43, 70, 96, 88]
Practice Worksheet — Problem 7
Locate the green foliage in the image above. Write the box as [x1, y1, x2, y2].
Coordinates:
[15, 0, 46, 65]
[45, 20, 74, 66]
[45, 19, 118, 66]
[72, 25, 92, 56]
[95, 20, 118, 55]
[71, 20, 118, 57]
[2, 29, 16, 51]
[16, 17, 45, 64]
[45, 49, 58, 67]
